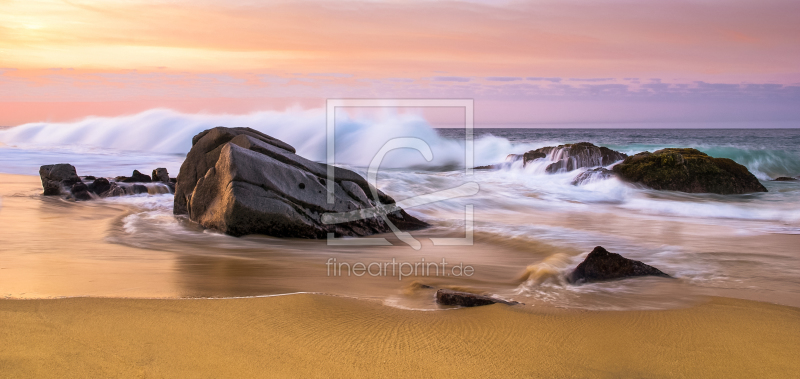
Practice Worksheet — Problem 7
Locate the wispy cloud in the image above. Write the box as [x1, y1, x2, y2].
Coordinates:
[432, 76, 471, 82]
[485, 77, 522, 82]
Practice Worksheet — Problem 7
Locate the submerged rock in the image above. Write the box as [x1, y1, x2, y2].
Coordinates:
[568, 246, 671, 283]
[39, 164, 82, 195]
[132, 184, 149, 195]
[510, 142, 627, 171]
[88, 177, 111, 195]
[174, 127, 428, 238]
[435, 289, 518, 307]
[612, 148, 767, 194]
[102, 182, 126, 197]
[571, 167, 615, 186]
[773, 177, 797, 181]
[70, 182, 92, 201]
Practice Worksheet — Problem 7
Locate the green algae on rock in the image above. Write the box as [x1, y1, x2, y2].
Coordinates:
[612, 148, 767, 194]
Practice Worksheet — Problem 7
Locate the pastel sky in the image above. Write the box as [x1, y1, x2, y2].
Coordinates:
[1, 0, 799, 126]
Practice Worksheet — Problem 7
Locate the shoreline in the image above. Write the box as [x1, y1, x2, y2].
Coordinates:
[2, 294, 799, 377]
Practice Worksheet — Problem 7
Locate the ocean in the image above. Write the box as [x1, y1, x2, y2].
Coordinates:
[0, 110, 798, 310]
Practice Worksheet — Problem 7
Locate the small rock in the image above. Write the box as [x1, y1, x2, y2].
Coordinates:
[101, 183, 125, 197]
[39, 164, 82, 196]
[82, 176, 97, 181]
[152, 168, 170, 183]
[122, 170, 152, 183]
[568, 246, 671, 283]
[88, 178, 111, 194]
[572, 167, 614, 185]
[132, 184, 149, 194]
[70, 182, 92, 201]
[435, 289, 518, 307]
[773, 177, 797, 181]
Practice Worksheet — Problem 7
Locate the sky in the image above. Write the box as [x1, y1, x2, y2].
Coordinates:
[1, 0, 799, 126]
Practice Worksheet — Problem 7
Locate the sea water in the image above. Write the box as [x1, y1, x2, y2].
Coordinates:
[1, 109, 798, 310]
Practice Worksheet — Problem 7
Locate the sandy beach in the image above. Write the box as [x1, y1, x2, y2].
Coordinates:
[1, 295, 798, 378]
[2, 173, 800, 377]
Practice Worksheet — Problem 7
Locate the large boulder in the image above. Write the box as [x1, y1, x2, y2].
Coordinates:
[568, 246, 671, 283]
[39, 164, 82, 195]
[435, 289, 518, 307]
[510, 142, 627, 172]
[612, 148, 767, 194]
[174, 127, 428, 238]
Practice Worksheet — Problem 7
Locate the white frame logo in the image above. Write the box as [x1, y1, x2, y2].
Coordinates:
[322, 99, 478, 250]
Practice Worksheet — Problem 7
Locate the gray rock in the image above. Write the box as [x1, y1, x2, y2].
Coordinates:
[39, 164, 82, 195]
[174, 127, 428, 238]
[435, 289, 518, 307]
[568, 246, 671, 283]
[152, 168, 170, 183]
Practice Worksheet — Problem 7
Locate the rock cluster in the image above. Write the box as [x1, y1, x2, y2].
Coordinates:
[174, 127, 427, 238]
[612, 148, 767, 194]
[39, 164, 175, 200]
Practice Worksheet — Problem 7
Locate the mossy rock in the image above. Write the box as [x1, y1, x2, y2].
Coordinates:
[612, 148, 767, 194]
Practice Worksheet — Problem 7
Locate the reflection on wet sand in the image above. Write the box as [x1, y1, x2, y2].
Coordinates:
[2, 173, 799, 311]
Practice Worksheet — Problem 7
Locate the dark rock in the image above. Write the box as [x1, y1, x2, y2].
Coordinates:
[612, 148, 767, 194]
[88, 177, 111, 194]
[70, 182, 92, 201]
[568, 246, 671, 283]
[508, 143, 627, 170]
[82, 176, 97, 181]
[474, 165, 499, 170]
[122, 170, 152, 183]
[773, 177, 797, 181]
[523, 150, 547, 164]
[174, 127, 428, 238]
[152, 168, 170, 183]
[534, 142, 627, 172]
[39, 164, 82, 195]
[169, 178, 177, 183]
[101, 183, 125, 197]
[114, 176, 130, 182]
[132, 184, 149, 194]
[435, 289, 518, 307]
[571, 168, 615, 185]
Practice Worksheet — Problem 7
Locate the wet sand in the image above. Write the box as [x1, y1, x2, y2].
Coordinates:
[1, 295, 799, 378]
[2, 173, 800, 377]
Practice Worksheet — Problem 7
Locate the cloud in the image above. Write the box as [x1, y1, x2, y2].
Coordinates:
[526, 77, 561, 83]
[307, 73, 353, 78]
[569, 78, 614, 82]
[485, 77, 522, 82]
[432, 76, 471, 82]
